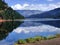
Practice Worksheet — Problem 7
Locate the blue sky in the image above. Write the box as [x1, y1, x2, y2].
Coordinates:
[5, 0, 60, 11]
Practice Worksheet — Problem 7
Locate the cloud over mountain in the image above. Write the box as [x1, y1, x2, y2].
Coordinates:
[11, 2, 60, 11]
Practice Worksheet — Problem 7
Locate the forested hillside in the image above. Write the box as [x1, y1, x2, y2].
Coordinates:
[0, 0, 24, 40]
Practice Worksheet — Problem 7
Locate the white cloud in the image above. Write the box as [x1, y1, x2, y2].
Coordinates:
[11, 4, 23, 10]
[11, 3, 60, 11]
[47, 0, 54, 1]
[23, 3, 29, 7]
[13, 25, 60, 34]
[11, 3, 29, 10]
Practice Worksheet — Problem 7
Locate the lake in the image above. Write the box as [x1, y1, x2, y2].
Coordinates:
[0, 18, 60, 45]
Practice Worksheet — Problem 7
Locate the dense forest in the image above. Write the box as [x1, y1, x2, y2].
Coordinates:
[0, 0, 24, 40]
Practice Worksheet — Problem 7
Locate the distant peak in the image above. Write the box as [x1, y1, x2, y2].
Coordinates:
[54, 8, 60, 10]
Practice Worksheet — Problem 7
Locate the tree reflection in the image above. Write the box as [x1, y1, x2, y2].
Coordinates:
[0, 21, 23, 40]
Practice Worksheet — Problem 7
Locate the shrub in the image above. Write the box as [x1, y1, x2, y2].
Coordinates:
[26, 38, 36, 43]
[17, 39, 26, 44]
[56, 34, 60, 38]
[41, 37, 47, 40]
[15, 35, 60, 45]
[14, 43, 19, 45]
[34, 36, 42, 41]
[47, 36, 56, 40]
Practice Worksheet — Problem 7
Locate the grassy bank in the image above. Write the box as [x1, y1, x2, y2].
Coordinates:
[15, 34, 60, 45]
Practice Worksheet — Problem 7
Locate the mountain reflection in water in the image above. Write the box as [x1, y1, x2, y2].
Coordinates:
[0, 21, 22, 40]
[0, 18, 60, 45]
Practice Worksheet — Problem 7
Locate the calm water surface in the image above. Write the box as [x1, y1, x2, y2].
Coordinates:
[0, 19, 60, 45]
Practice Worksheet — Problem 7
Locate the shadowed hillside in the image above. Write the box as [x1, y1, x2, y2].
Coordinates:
[28, 8, 60, 19]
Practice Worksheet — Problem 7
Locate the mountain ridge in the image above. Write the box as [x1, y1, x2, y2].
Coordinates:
[28, 8, 60, 19]
[16, 10, 43, 17]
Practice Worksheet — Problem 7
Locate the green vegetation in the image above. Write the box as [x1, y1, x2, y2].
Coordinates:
[15, 36, 46, 45]
[15, 36, 47, 45]
[2, 7, 24, 19]
[0, 0, 24, 40]
[15, 34, 60, 45]
[26, 38, 36, 43]
[0, 0, 8, 10]
[18, 39, 26, 44]
[55, 34, 60, 38]
[47, 36, 56, 40]
[34, 36, 47, 41]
